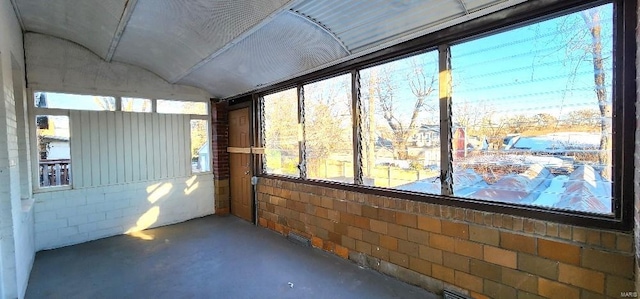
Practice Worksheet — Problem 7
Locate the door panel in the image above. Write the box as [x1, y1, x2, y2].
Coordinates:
[228, 108, 252, 221]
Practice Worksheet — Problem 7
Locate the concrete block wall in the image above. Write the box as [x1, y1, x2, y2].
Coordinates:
[0, 0, 35, 298]
[33, 174, 214, 250]
[257, 178, 636, 299]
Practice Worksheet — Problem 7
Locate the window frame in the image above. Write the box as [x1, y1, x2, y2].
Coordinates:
[253, 0, 635, 231]
[28, 90, 213, 193]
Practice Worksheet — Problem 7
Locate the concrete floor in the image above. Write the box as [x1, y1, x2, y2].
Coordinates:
[26, 216, 440, 299]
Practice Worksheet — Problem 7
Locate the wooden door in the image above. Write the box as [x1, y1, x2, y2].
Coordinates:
[228, 108, 252, 221]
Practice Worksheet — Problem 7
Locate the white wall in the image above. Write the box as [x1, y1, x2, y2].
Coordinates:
[25, 33, 211, 102]
[68, 111, 191, 188]
[23, 32, 217, 252]
[34, 174, 214, 250]
[0, 0, 35, 298]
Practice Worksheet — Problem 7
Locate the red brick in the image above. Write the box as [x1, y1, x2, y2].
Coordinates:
[501, 231, 536, 254]
[311, 236, 323, 248]
[454, 239, 483, 259]
[538, 239, 580, 265]
[429, 234, 454, 251]
[581, 249, 634, 278]
[432, 264, 454, 284]
[409, 256, 431, 276]
[538, 278, 579, 299]
[469, 225, 499, 246]
[484, 245, 517, 268]
[370, 219, 388, 234]
[441, 220, 469, 239]
[419, 245, 443, 264]
[455, 271, 483, 293]
[443, 251, 469, 272]
[396, 213, 417, 228]
[379, 235, 398, 251]
[389, 251, 409, 268]
[407, 228, 429, 245]
[417, 216, 441, 233]
[558, 263, 605, 293]
[335, 244, 349, 259]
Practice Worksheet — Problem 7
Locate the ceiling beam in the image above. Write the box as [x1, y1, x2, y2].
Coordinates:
[169, 0, 305, 84]
[105, 0, 139, 62]
[9, 0, 25, 31]
[457, 0, 470, 14]
[287, 10, 351, 55]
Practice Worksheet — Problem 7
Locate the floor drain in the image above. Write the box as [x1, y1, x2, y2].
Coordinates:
[287, 232, 310, 247]
[443, 290, 472, 299]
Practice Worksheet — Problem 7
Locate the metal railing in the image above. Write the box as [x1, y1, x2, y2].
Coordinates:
[39, 159, 71, 187]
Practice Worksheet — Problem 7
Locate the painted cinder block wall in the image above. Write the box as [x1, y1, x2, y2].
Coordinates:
[25, 34, 216, 251]
[0, 0, 36, 298]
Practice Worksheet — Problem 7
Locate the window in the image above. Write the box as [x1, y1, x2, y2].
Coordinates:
[450, 4, 613, 214]
[258, 1, 631, 227]
[157, 100, 208, 115]
[122, 98, 152, 112]
[263, 88, 300, 177]
[190, 119, 211, 172]
[36, 115, 71, 187]
[360, 51, 440, 191]
[304, 74, 354, 183]
[34, 92, 116, 111]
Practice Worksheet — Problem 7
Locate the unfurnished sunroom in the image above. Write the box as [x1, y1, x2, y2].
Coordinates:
[0, 0, 637, 298]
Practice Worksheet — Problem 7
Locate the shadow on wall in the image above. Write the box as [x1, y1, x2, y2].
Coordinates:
[125, 175, 201, 241]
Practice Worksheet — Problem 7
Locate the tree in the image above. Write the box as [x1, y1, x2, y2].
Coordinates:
[367, 56, 438, 160]
[580, 7, 611, 179]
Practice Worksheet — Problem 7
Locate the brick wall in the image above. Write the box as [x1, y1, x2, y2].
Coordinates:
[257, 178, 635, 298]
[33, 174, 214, 250]
[211, 100, 230, 215]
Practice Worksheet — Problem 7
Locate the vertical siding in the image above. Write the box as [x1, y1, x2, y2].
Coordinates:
[115, 112, 125, 183]
[70, 110, 83, 187]
[70, 111, 192, 188]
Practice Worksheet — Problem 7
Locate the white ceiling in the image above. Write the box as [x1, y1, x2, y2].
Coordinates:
[11, 0, 525, 99]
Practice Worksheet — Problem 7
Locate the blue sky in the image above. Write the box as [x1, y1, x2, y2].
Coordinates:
[357, 3, 613, 125]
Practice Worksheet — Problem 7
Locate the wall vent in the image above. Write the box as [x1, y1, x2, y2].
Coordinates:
[443, 290, 472, 299]
[287, 232, 311, 247]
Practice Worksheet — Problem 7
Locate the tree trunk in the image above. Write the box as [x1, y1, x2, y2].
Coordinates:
[582, 9, 611, 180]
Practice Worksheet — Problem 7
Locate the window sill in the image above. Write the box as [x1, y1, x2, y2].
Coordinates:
[33, 185, 72, 194]
[259, 174, 628, 232]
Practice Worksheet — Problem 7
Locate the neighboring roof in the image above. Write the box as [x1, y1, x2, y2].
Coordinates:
[41, 135, 69, 142]
[396, 164, 611, 214]
[11, 0, 525, 99]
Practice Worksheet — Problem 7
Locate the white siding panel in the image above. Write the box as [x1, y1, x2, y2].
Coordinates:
[145, 113, 154, 180]
[98, 112, 109, 186]
[131, 113, 141, 182]
[179, 115, 188, 176]
[166, 114, 175, 178]
[152, 113, 161, 180]
[70, 110, 83, 188]
[159, 115, 167, 178]
[123, 112, 133, 182]
[80, 111, 93, 188]
[69, 111, 195, 188]
[115, 112, 125, 184]
[106, 112, 117, 184]
[90, 111, 101, 187]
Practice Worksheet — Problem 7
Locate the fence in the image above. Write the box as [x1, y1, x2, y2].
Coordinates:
[39, 159, 71, 187]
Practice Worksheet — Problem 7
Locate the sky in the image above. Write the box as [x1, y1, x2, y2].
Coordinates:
[355, 3, 613, 125]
